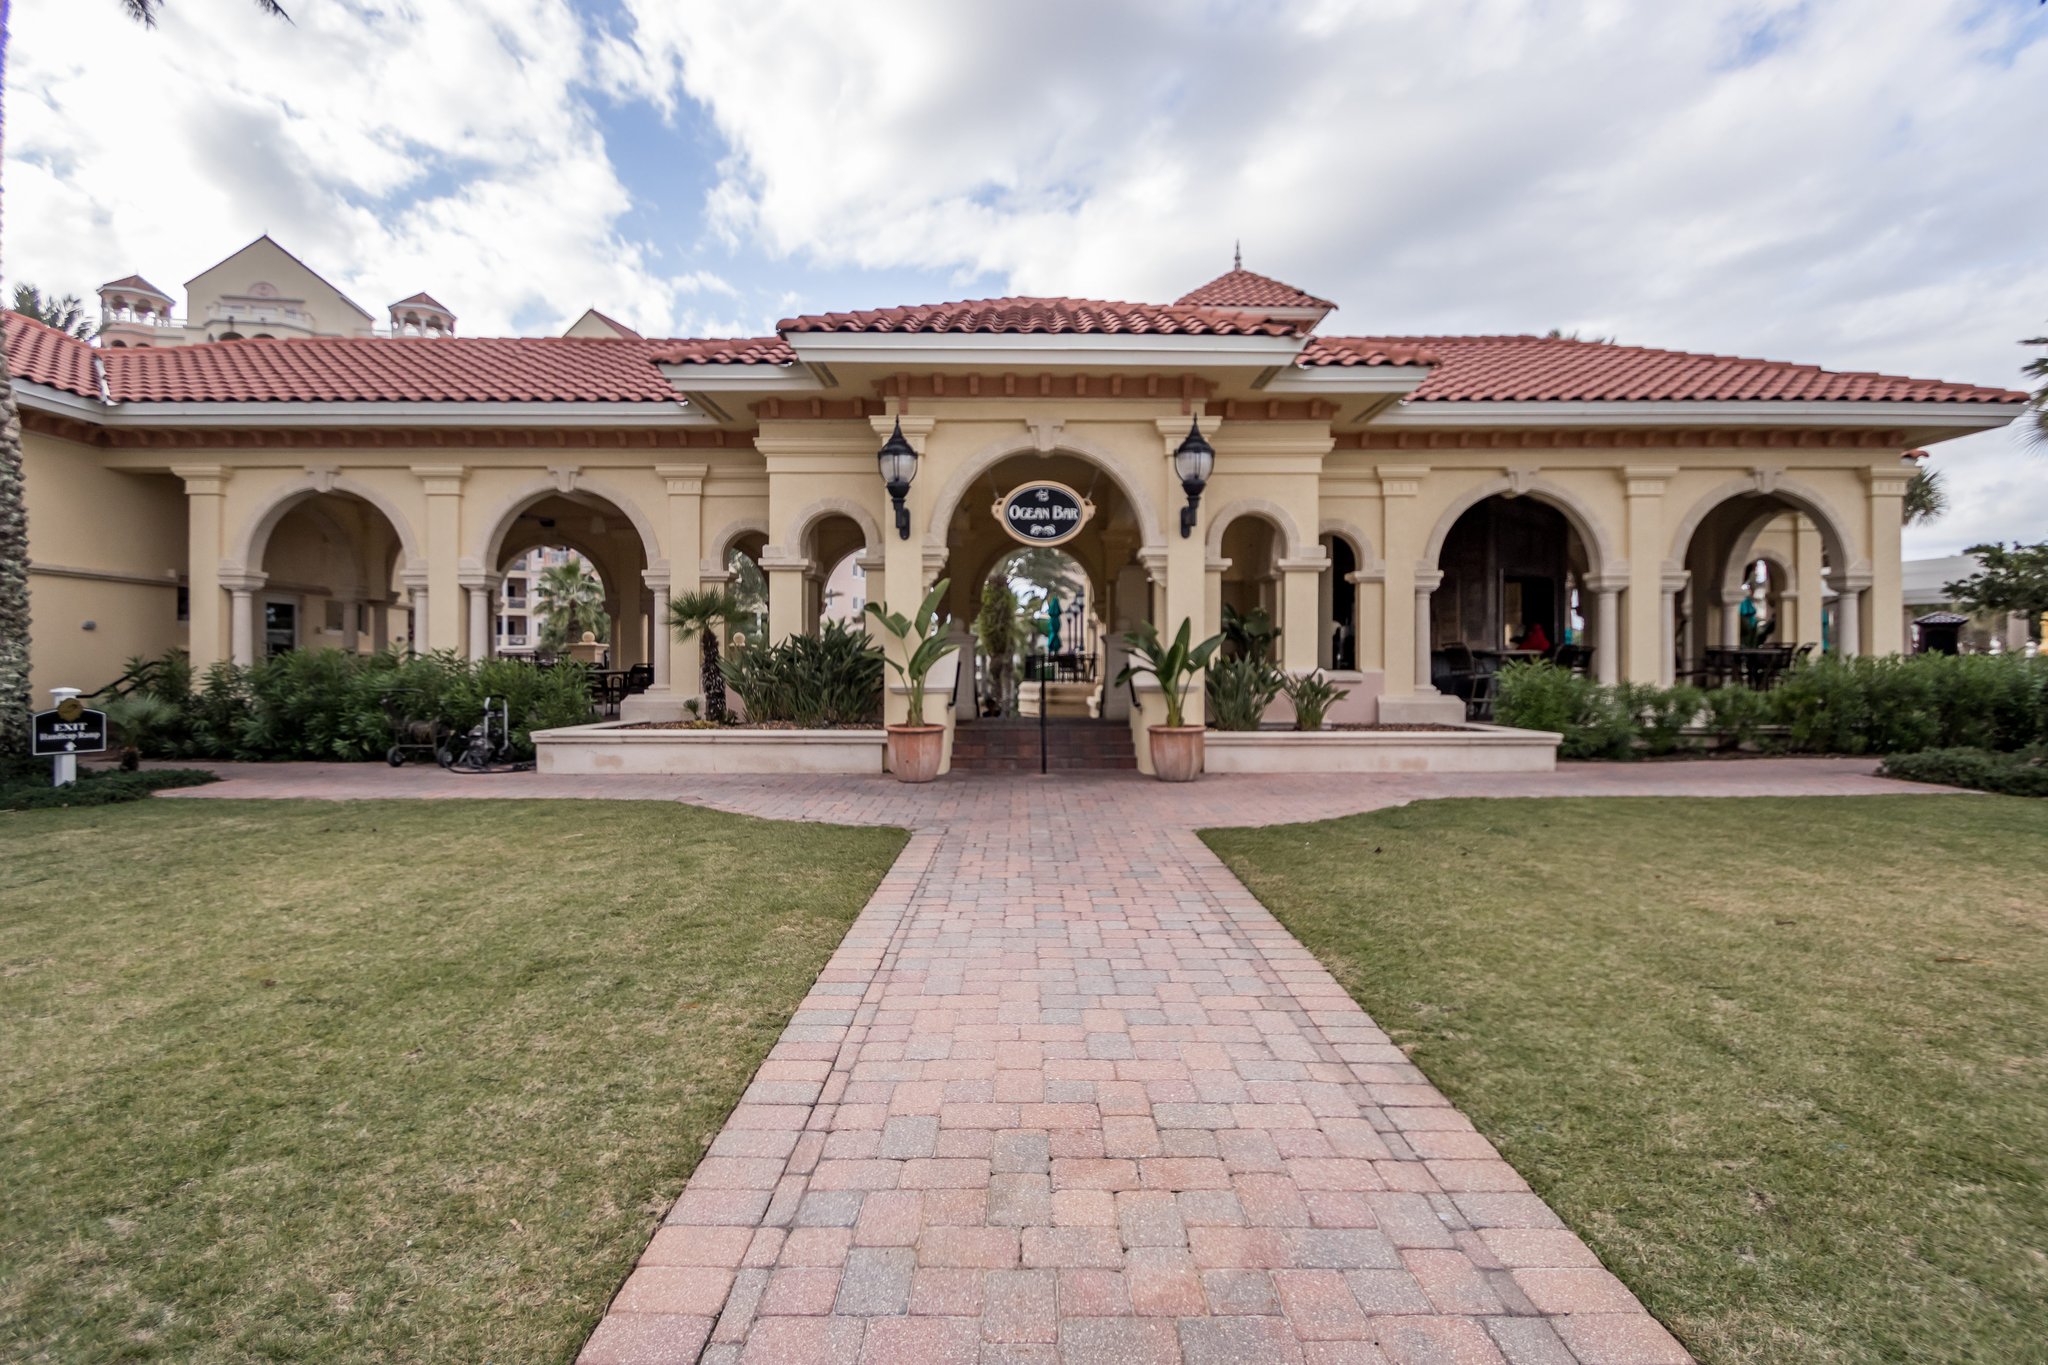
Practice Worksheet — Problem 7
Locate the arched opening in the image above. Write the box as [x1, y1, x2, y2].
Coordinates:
[1431, 493, 1592, 697]
[1217, 513, 1285, 651]
[942, 448, 1151, 754]
[724, 531, 769, 647]
[974, 545, 1098, 719]
[1319, 532, 1358, 671]
[796, 511, 875, 636]
[497, 547, 608, 660]
[489, 489, 653, 676]
[1674, 487, 1854, 680]
[251, 491, 411, 659]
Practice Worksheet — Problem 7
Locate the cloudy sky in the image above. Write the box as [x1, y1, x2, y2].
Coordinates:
[6, 0, 2044, 554]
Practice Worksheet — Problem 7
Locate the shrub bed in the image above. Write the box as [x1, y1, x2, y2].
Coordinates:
[1880, 746, 2048, 797]
[0, 766, 219, 811]
[97, 649, 594, 763]
[1496, 653, 2048, 760]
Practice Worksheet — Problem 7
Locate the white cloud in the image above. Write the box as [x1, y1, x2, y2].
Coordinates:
[611, 0, 2048, 547]
[2, 0, 731, 337]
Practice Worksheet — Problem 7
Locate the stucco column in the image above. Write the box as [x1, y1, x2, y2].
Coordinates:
[401, 568, 428, 653]
[1349, 569, 1385, 671]
[1161, 445, 1210, 731]
[1279, 554, 1327, 676]
[1864, 469, 1908, 657]
[413, 465, 467, 654]
[173, 465, 230, 670]
[1836, 580, 1865, 657]
[762, 557, 813, 644]
[1658, 570, 1689, 686]
[1589, 579, 1621, 685]
[1204, 558, 1227, 648]
[340, 599, 361, 653]
[1375, 467, 1427, 694]
[1794, 516, 1826, 649]
[1721, 588, 1744, 648]
[460, 570, 499, 661]
[1624, 466, 1676, 682]
[371, 601, 390, 652]
[658, 464, 707, 704]
[645, 572, 671, 690]
[221, 571, 265, 666]
[1412, 572, 1440, 690]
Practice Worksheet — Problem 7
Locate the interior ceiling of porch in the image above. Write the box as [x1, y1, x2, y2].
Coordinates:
[495, 492, 648, 596]
[261, 494, 404, 600]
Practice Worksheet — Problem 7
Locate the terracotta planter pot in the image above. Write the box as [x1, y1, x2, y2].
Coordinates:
[886, 724, 946, 783]
[1148, 725, 1205, 782]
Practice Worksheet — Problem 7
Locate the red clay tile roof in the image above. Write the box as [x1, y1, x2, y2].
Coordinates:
[4, 313, 100, 397]
[101, 335, 685, 403]
[1306, 334, 2028, 403]
[652, 336, 795, 364]
[1176, 269, 1335, 312]
[1296, 337, 1441, 368]
[777, 297, 1306, 337]
[99, 274, 172, 299]
[390, 291, 452, 311]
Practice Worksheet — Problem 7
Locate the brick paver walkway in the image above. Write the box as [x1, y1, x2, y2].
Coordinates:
[166, 758, 1932, 1363]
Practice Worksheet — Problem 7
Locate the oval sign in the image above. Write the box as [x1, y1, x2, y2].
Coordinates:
[995, 481, 1093, 547]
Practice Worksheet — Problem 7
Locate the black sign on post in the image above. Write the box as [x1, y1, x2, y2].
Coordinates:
[32, 701, 109, 757]
[995, 481, 1093, 548]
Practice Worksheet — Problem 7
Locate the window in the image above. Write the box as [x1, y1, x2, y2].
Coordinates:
[176, 586, 189, 623]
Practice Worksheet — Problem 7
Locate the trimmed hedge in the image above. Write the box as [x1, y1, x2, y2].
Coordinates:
[1, 767, 220, 811]
[103, 649, 595, 763]
[1496, 653, 2048, 760]
[1880, 746, 2048, 797]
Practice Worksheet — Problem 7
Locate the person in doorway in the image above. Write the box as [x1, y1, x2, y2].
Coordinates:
[1517, 622, 1551, 653]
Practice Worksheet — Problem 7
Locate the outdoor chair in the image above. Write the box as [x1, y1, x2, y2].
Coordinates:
[625, 663, 654, 694]
[1436, 642, 1481, 701]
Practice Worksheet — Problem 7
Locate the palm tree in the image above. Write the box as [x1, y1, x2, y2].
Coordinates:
[534, 559, 607, 651]
[119, 0, 292, 25]
[669, 589, 740, 721]
[0, 0, 290, 753]
[11, 285, 95, 339]
[2025, 329, 2047, 443]
[1903, 466, 1946, 526]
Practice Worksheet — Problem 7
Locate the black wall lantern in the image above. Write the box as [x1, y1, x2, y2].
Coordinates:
[1172, 419, 1214, 539]
[876, 418, 918, 539]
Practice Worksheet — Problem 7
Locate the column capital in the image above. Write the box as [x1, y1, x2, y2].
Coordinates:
[870, 413, 936, 453]
[219, 570, 267, 593]
[641, 566, 672, 592]
[401, 566, 430, 591]
[1661, 569, 1692, 595]
[172, 464, 231, 494]
[1138, 547, 1170, 582]
[457, 569, 502, 592]
[1623, 465, 1678, 497]
[1276, 554, 1330, 573]
[1585, 571, 1628, 594]
[1863, 469, 1912, 498]
[1413, 569, 1444, 594]
[1376, 465, 1428, 498]
[410, 464, 468, 495]
[655, 463, 709, 496]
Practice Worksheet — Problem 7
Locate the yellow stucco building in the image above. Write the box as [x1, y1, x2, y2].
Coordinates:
[8, 251, 2027, 741]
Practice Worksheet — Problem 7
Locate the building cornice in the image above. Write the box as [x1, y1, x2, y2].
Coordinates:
[1375, 398, 2025, 432]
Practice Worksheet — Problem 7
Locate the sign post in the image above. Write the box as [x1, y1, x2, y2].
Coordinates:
[32, 687, 109, 787]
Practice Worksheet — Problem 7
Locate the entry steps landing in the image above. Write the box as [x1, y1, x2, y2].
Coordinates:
[950, 718, 1136, 771]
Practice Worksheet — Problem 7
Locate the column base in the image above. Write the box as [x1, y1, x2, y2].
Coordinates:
[1378, 691, 1469, 726]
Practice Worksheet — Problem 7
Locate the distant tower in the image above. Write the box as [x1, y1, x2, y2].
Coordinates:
[96, 275, 176, 348]
[388, 292, 456, 337]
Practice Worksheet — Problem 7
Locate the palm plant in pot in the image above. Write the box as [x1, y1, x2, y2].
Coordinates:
[865, 578, 959, 782]
[1115, 618, 1223, 781]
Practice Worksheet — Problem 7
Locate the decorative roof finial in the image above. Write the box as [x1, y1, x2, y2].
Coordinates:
[1233, 240, 1242, 271]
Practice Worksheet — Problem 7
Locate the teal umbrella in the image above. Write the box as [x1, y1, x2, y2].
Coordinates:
[1044, 591, 1063, 652]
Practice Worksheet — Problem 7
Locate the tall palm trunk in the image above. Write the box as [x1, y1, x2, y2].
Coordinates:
[700, 630, 726, 721]
[0, 13, 33, 754]
[0, 369, 28, 752]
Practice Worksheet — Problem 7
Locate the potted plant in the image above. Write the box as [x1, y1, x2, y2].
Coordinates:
[1115, 618, 1223, 781]
[865, 579, 959, 782]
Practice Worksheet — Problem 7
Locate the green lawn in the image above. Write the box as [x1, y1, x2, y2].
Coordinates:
[1204, 796, 2047, 1365]
[0, 799, 905, 1364]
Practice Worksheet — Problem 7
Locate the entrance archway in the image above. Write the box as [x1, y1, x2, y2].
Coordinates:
[243, 488, 412, 663]
[943, 447, 1151, 771]
[485, 489, 653, 668]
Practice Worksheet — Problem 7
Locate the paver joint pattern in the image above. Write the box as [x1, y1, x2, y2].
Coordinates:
[170, 759, 1913, 1363]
